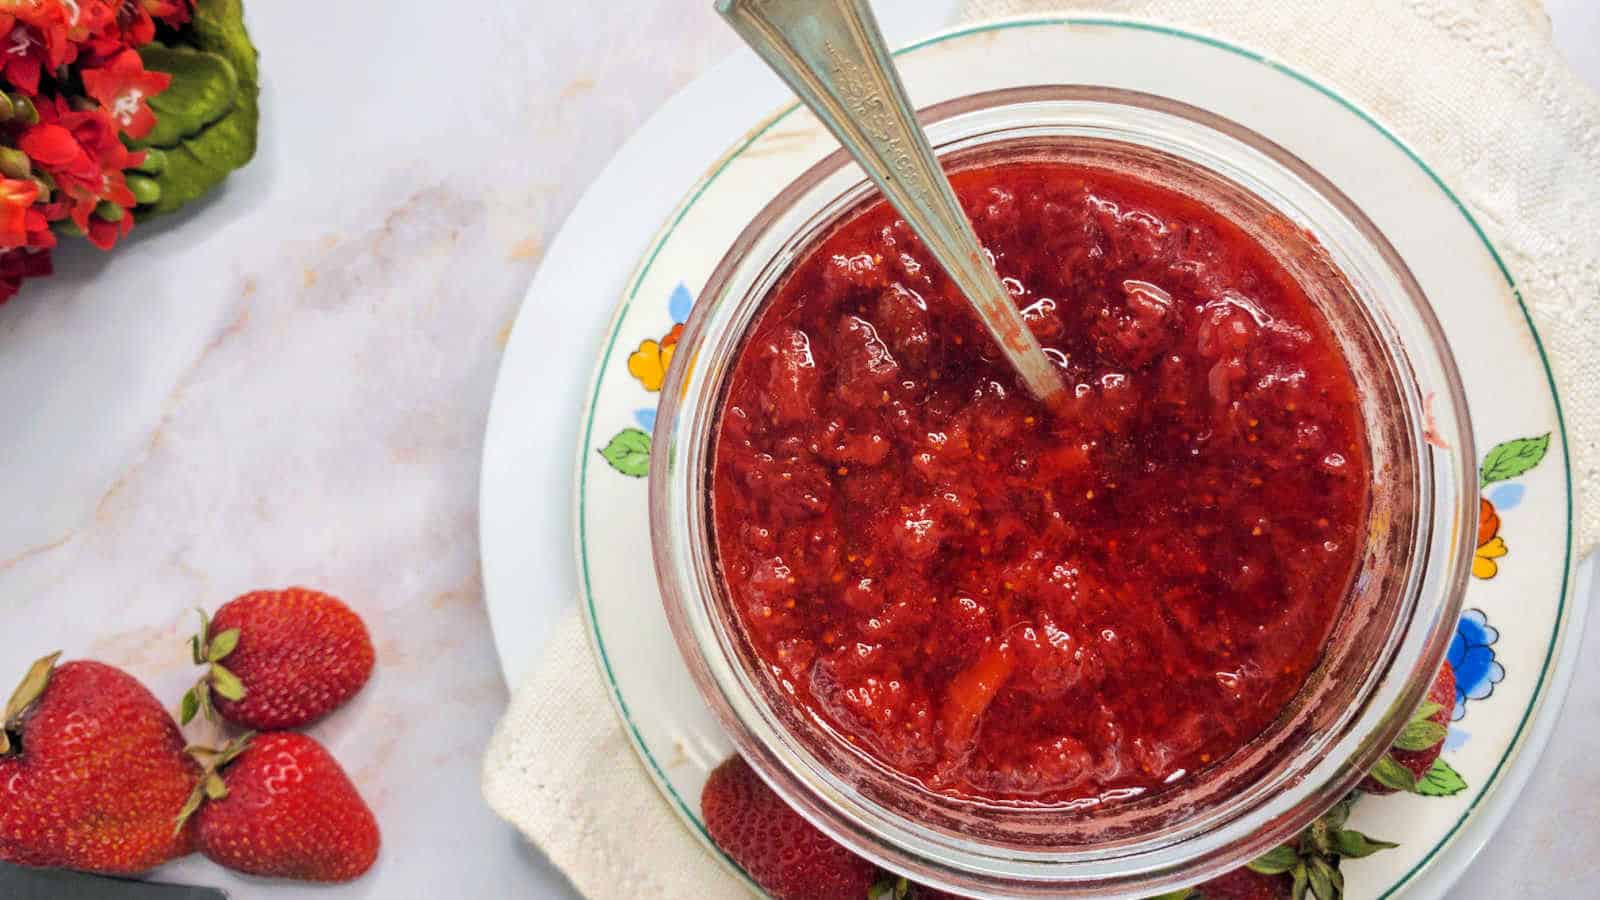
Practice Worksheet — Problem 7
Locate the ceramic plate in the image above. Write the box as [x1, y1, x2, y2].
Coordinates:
[486, 17, 1581, 899]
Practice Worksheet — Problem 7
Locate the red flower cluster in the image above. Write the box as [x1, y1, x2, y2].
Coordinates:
[0, 0, 190, 302]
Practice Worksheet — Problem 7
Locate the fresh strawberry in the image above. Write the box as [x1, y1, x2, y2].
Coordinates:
[701, 755, 876, 900]
[1177, 793, 1395, 900]
[181, 587, 375, 730]
[182, 731, 380, 882]
[0, 653, 201, 874]
[1359, 661, 1455, 794]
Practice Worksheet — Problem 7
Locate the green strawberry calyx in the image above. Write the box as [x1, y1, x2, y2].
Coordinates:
[0, 651, 61, 756]
[179, 608, 246, 726]
[1160, 794, 1397, 900]
[1241, 794, 1396, 900]
[174, 730, 256, 834]
[1367, 699, 1448, 793]
[868, 875, 910, 899]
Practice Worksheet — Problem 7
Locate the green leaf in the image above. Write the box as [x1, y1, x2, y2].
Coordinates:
[179, 688, 200, 725]
[132, 0, 259, 216]
[1393, 719, 1449, 752]
[1332, 828, 1398, 859]
[1290, 864, 1310, 900]
[1369, 754, 1418, 792]
[135, 44, 238, 148]
[1416, 757, 1469, 797]
[1410, 701, 1443, 724]
[1321, 792, 1358, 830]
[173, 784, 205, 836]
[599, 428, 652, 477]
[1480, 434, 1550, 485]
[216, 731, 254, 767]
[1146, 890, 1195, 900]
[189, 634, 204, 666]
[869, 876, 915, 900]
[1247, 844, 1300, 875]
[207, 627, 240, 662]
[4, 652, 59, 724]
[209, 664, 246, 702]
[1306, 858, 1338, 900]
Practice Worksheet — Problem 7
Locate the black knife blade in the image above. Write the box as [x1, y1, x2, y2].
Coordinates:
[0, 863, 228, 900]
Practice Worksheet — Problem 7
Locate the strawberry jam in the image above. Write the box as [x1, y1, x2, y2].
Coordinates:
[710, 161, 1368, 806]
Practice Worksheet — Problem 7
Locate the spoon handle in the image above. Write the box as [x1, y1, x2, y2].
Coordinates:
[717, 0, 1064, 404]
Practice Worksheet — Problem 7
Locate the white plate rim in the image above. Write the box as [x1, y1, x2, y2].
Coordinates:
[483, 15, 1583, 898]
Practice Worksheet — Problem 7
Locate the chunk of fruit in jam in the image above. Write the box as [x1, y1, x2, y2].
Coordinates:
[712, 161, 1368, 806]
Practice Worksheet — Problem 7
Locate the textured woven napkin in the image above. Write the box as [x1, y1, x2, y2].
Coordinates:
[484, 3, 1598, 897]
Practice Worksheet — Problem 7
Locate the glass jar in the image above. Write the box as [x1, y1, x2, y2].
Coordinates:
[650, 86, 1474, 898]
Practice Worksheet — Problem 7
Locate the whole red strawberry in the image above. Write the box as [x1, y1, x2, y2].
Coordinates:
[181, 587, 374, 730]
[0, 654, 200, 874]
[702, 755, 876, 900]
[186, 731, 380, 882]
[1360, 660, 1455, 794]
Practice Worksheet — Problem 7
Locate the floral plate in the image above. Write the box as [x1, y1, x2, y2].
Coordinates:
[489, 17, 1581, 900]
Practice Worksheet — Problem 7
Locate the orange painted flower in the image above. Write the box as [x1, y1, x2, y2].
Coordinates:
[627, 323, 684, 392]
[1473, 496, 1506, 579]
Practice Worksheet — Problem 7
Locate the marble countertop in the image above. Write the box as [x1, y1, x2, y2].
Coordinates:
[0, 1, 1593, 898]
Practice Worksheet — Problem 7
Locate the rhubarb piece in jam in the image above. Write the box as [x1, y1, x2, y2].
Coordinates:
[710, 161, 1369, 807]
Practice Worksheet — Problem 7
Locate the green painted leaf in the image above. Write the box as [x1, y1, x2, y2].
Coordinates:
[1416, 757, 1468, 797]
[599, 428, 651, 477]
[1480, 434, 1550, 485]
[132, 0, 259, 216]
[1369, 754, 1418, 792]
[1247, 844, 1299, 875]
[1393, 719, 1448, 752]
[1332, 828, 1398, 859]
[1147, 890, 1195, 900]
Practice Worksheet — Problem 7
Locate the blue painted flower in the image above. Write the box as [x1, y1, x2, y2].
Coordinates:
[1487, 481, 1525, 511]
[1447, 609, 1504, 721]
[669, 282, 694, 324]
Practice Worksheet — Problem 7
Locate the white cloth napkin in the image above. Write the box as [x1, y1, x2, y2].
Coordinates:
[483, 608, 747, 899]
[484, 3, 1599, 897]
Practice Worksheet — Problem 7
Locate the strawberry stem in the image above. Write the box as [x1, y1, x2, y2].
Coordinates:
[175, 732, 256, 834]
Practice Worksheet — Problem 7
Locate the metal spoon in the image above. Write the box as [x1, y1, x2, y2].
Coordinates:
[717, 0, 1066, 405]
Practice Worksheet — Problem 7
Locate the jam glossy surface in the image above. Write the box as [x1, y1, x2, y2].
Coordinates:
[710, 161, 1369, 806]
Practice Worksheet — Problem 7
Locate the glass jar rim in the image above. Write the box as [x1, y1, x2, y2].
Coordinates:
[650, 85, 1475, 897]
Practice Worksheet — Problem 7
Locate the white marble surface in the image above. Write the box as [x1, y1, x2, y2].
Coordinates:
[0, 1, 1593, 898]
